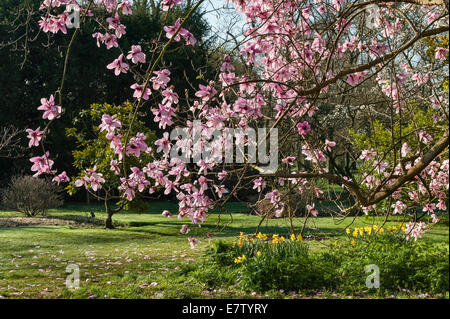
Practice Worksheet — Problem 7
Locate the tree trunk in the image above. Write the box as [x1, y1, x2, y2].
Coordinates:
[104, 199, 114, 229]
[105, 212, 114, 229]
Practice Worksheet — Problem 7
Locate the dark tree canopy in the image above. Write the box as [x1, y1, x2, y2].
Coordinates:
[0, 0, 215, 188]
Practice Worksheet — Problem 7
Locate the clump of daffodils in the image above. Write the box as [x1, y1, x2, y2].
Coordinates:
[233, 232, 302, 247]
[230, 232, 307, 266]
[271, 234, 285, 243]
[234, 255, 247, 264]
[345, 223, 406, 239]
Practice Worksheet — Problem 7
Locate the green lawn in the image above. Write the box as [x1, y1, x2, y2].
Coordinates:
[0, 202, 448, 299]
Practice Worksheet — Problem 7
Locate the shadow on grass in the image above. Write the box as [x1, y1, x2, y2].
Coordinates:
[120, 218, 343, 240]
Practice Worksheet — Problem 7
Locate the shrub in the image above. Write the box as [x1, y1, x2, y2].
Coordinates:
[201, 233, 339, 293]
[333, 232, 449, 294]
[196, 232, 449, 295]
[235, 235, 338, 292]
[1, 175, 63, 216]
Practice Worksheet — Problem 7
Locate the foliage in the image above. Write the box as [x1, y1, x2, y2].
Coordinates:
[66, 102, 156, 211]
[1, 175, 63, 216]
[350, 107, 448, 162]
[349, 105, 449, 219]
[422, 34, 449, 92]
[196, 231, 449, 294]
[199, 233, 336, 292]
[332, 233, 449, 294]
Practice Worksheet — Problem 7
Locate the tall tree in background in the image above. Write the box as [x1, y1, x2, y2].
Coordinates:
[0, 0, 214, 189]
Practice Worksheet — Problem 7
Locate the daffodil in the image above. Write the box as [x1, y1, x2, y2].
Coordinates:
[234, 255, 247, 264]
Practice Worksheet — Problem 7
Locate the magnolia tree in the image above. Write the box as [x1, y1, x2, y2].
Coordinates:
[27, 0, 448, 244]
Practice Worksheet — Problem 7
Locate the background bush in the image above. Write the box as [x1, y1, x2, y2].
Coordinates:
[1, 175, 63, 217]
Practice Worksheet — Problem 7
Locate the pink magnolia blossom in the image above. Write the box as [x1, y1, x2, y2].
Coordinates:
[359, 149, 376, 161]
[391, 200, 407, 215]
[306, 204, 318, 217]
[161, 88, 179, 105]
[107, 54, 129, 76]
[265, 189, 281, 205]
[106, 13, 120, 29]
[164, 19, 182, 41]
[437, 199, 447, 211]
[126, 133, 148, 157]
[401, 142, 411, 157]
[180, 28, 197, 46]
[180, 224, 190, 234]
[75, 166, 105, 192]
[188, 237, 200, 249]
[152, 103, 175, 129]
[405, 222, 427, 241]
[435, 47, 449, 60]
[346, 71, 367, 86]
[281, 156, 296, 165]
[104, 33, 119, 49]
[92, 32, 105, 47]
[100, 0, 118, 12]
[220, 55, 235, 73]
[30, 152, 54, 177]
[195, 83, 217, 102]
[218, 170, 227, 180]
[161, 0, 183, 11]
[130, 83, 151, 101]
[431, 214, 439, 224]
[214, 185, 227, 198]
[26, 127, 45, 148]
[118, 178, 136, 201]
[118, 0, 133, 15]
[39, 15, 68, 34]
[418, 131, 432, 144]
[422, 203, 436, 213]
[52, 171, 69, 185]
[110, 160, 121, 175]
[151, 69, 171, 90]
[37, 95, 62, 120]
[296, 121, 311, 135]
[324, 139, 336, 152]
[99, 114, 122, 134]
[162, 210, 173, 217]
[155, 132, 171, 154]
[127, 45, 146, 64]
[252, 177, 266, 192]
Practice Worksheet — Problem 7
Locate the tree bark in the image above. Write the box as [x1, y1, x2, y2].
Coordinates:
[104, 199, 114, 229]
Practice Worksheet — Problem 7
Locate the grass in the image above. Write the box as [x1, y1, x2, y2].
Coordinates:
[0, 202, 448, 299]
